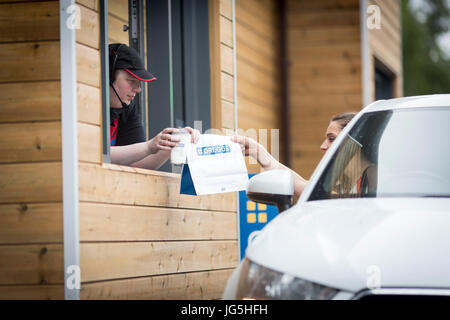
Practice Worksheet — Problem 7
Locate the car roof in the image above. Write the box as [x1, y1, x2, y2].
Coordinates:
[362, 94, 450, 113]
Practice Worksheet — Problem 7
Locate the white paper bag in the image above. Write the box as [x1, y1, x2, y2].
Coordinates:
[183, 134, 249, 195]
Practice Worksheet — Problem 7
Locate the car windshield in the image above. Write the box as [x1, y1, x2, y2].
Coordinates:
[309, 107, 450, 201]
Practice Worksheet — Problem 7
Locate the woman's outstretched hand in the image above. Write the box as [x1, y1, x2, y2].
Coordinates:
[230, 135, 273, 169]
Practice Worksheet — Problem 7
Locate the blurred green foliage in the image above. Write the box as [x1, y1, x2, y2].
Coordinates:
[402, 0, 450, 95]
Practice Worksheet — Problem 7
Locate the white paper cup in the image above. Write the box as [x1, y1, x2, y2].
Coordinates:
[170, 130, 190, 165]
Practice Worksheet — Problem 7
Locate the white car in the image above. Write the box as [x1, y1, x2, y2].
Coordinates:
[224, 95, 450, 300]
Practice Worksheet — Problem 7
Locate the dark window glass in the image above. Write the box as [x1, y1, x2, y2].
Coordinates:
[375, 58, 395, 100]
[146, 0, 211, 172]
[309, 108, 450, 201]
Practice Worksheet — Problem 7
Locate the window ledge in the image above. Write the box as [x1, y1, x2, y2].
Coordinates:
[102, 163, 180, 178]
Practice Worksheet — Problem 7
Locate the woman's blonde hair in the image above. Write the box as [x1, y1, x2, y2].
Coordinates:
[329, 112, 359, 196]
[330, 112, 357, 129]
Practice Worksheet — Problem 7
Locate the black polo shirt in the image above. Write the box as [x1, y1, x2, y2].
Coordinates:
[110, 103, 145, 146]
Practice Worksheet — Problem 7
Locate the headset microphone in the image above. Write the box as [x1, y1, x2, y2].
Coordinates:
[109, 44, 128, 109]
[110, 82, 128, 109]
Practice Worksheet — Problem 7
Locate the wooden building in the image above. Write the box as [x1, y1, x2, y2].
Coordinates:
[0, 0, 402, 299]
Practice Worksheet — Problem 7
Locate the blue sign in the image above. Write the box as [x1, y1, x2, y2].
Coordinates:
[196, 144, 231, 156]
[238, 173, 279, 260]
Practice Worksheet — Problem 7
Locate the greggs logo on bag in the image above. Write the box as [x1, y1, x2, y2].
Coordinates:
[180, 134, 249, 196]
[196, 144, 231, 156]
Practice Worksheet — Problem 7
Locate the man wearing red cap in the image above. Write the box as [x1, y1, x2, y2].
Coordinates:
[108, 43, 199, 169]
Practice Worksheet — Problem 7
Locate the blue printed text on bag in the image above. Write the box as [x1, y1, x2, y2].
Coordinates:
[196, 144, 231, 156]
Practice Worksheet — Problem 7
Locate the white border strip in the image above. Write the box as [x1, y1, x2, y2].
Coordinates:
[360, 0, 371, 107]
[60, 0, 80, 300]
[231, 0, 243, 260]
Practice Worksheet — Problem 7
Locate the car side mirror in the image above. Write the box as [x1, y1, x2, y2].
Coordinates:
[246, 169, 294, 213]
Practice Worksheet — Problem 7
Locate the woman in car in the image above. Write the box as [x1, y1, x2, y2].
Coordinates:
[232, 112, 356, 198]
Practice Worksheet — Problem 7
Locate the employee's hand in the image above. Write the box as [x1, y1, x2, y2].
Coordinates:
[148, 128, 181, 154]
[148, 127, 201, 154]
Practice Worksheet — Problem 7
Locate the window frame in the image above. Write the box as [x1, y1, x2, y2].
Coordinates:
[101, 0, 212, 170]
[100, 0, 110, 162]
[146, 0, 212, 172]
[100, 0, 147, 162]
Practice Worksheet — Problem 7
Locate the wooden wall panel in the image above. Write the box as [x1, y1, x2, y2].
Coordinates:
[220, 15, 233, 47]
[0, 82, 61, 123]
[80, 241, 238, 282]
[211, 0, 238, 134]
[221, 72, 234, 103]
[76, 43, 101, 88]
[0, 122, 61, 163]
[0, 1, 59, 43]
[77, 3, 100, 49]
[0, 0, 64, 298]
[109, 15, 130, 44]
[0, 0, 57, 3]
[109, 0, 128, 21]
[81, 269, 233, 300]
[0, 284, 63, 300]
[287, 0, 362, 178]
[221, 100, 235, 129]
[235, 0, 281, 173]
[77, 83, 101, 125]
[0, 203, 62, 244]
[287, 0, 359, 11]
[108, 0, 129, 45]
[78, 163, 236, 212]
[0, 244, 63, 285]
[74, 2, 103, 167]
[220, 0, 232, 19]
[221, 43, 234, 75]
[0, 41, 60, 83]
[78, 123, 101, 164]
[79, 203, 237, 242]
[76, 0, 97, 11]
[0, 162, 62, 204]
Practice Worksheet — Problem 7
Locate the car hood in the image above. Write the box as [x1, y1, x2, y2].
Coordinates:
[246, 198, 450, 293]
